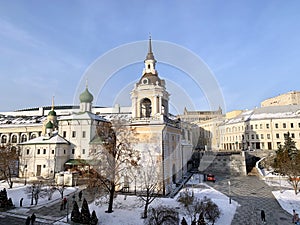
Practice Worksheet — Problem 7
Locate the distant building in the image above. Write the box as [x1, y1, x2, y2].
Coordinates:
[219, 105, 300, 151]
[177, 107, 222, 123]
[261, 91, 300, 107]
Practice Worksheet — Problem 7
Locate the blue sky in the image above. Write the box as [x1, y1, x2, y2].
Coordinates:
[0, 0, 300, 114]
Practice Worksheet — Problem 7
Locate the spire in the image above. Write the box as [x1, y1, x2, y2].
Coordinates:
[146, 35, 155, 61]
[85, 78, 88, 89]
[51, 96, 55, 111]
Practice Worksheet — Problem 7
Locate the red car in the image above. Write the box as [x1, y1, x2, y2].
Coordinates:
[206, 174, 216, 182]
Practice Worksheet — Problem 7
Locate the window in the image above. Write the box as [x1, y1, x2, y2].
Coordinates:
[251, 134, 254, 139]
[72, 131, 76, 138]
[43, 165, 46, 168]
[43, 149, 46, 154]
[26, 149, 30, 155]
[82, 131, 86, 138]
[31, 134, 37, 139]
[1, 135, 7, 143]
[64, 149, 66, 154]
[291, 133, 295, 138]
[72, 149, 75, 154]
[298, 123, 300, 128]
[251, 125, 253, 130]
[255, 124, 258, 129]
[82, 149, 85, 154]
[291, 123, 294, 128]
[266, 124, 270, 129]
[277, 142, 281, 147]
[276, 133, 280, 139]
[52, 149, 54, 154]
[63, 131, 66, 138]
[37, 149, 40, 154]
[283, 123, 286, 128]
[260, 124, 263, 129]
[256, 134, 259, 139]
[21, 134, 27, 142]
[275, 123, 278, 128]
[267, 134, 271, 139]
[11, 135, 17, 143]
[261, 134, 264, 139]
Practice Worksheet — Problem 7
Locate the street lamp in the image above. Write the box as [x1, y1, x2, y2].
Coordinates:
[228, 180, 231, 204]
[66, 200, 69, 222]
[24, 168, 27, 186]
[31, 184, 35, 205]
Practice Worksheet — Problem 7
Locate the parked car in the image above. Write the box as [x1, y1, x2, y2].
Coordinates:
[205, 174, 216, 183]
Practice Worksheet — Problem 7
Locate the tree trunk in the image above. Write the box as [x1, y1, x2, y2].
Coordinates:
[106, 183, 115, 213]
[143, 201, 149, 218]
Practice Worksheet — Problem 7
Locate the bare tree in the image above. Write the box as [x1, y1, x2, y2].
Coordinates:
[137, 151, 163, 218]
[90, 118, 140, 213]
[0, 144, 18, 188]
[205, 198, 220, 225]
[145, 205, 179, 225]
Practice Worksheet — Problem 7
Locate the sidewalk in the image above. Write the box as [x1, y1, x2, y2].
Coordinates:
[3, 183, 86, 224]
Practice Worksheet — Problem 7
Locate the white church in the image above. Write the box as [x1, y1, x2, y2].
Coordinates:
[1, 38, 196, 195]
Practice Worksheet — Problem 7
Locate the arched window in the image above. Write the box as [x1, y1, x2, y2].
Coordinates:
[21, 134, 27, 142]
[11, 135, 17, 143]
[1, 135, 7, 143]
[140, 98, 152, 118]
[30, 134, 37, 139]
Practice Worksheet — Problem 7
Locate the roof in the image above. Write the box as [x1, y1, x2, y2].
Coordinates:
[224, 105, 300, 125]
[0, 115, 46, 125]
[79, 88, 94, 103]
[19, 133, 70, 145]
[58, 111, 107, 122]
[45, 121, 53, 129]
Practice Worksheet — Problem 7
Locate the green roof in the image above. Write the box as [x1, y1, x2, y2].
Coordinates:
[48, 110, 57, 116]
[79, 88, 94, 103]
[45, 121, 53, 129]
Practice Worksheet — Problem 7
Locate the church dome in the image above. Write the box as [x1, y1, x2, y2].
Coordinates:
[48, 110, 56, 116]
[45, 121, 53, 129]
[138, 73, 162, 86]
[79, 88, 94, 103]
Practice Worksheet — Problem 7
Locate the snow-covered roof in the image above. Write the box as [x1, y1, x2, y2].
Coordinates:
[19, 132, 70, 145]
[224, 105, 300, 125]
[0, 115, 46, 125]
[58, 111, 107, 121]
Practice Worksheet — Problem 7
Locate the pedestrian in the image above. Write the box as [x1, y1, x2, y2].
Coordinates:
[63, 197, 67, 209]
[293, 209, 297, 223]
[78, 190, 82, 201]
[30, 213, 36, 225]
[60, 199, 64, 211]
[295, 213, 300, 225]
[25, 216, 31, 225]
[20, 197, 23, 207]
[261, 210, 266, 223]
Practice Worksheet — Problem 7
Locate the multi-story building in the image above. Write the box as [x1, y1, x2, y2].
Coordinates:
[219, 105, 300, 151]
[261, 91, 300, 107]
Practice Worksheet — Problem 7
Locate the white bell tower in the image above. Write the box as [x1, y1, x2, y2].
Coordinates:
[131, 37, 169, 120]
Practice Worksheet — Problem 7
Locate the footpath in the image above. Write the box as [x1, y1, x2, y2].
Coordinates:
[0, 184, 89, 225]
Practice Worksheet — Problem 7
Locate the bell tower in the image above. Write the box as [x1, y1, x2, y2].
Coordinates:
[131, 37, 169, 120]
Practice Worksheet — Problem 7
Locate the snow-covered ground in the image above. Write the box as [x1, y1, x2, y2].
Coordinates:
[1, 173, 299, 224]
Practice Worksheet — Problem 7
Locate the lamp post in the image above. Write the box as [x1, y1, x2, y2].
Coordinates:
[66, 200, 69, 222]
[134, 175, 137, 195]
[31, 184, 35, 205]
[228, 180, 231, 204]
[24, 168, 27, 186]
